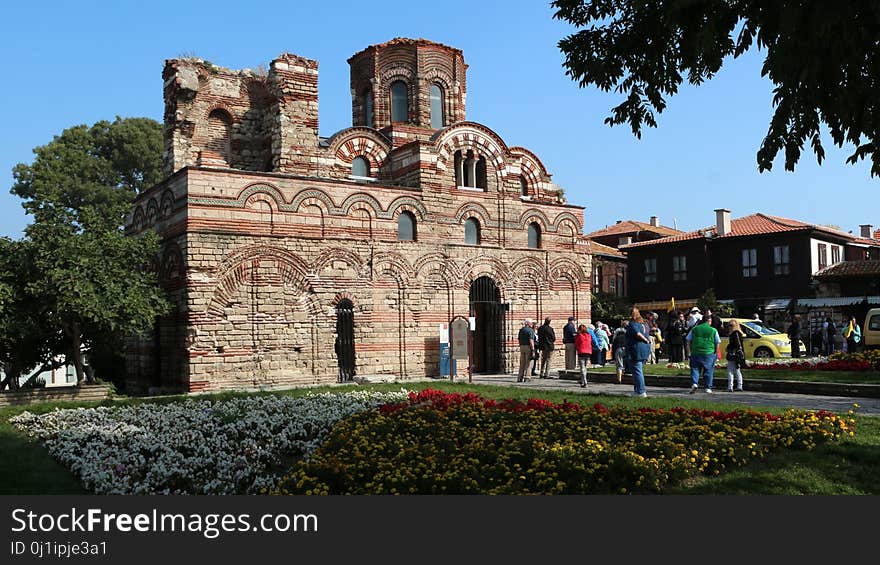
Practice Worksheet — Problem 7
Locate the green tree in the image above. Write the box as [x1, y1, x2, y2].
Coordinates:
[697, 288, 734, 318]
[590, 291, 633, 326]
[0, 239, 59, 390]
[9, 117, 168, 385]
[551, 1, 880, 176]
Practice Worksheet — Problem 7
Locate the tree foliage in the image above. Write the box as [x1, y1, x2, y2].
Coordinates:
[697, 288, 735, 317]
[0, 238, 59, 389]
[590, 291, 633, 326]
[551, 1, 880, 176]
[5, 117, 168, 387]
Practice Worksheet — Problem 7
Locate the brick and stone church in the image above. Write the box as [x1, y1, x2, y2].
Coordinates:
[126, 37, 592, 394]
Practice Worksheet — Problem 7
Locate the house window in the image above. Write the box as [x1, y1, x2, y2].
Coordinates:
[742, 248, 757, 277]
[644, 258, 657, 283]
[594, 264, 603, 289]
[430, 83, 444, 129]
[818, 243, 827, 269]
[527, 223, 541, 249]
[773, 245, 790, 275]
[464, 218, 480, 245]
[397, 211, 416, 241]
[831, 246, 840, 264]
[672, 255, 687, 281]
[454, 150, 487, 189]
[520, 176, 529, 197]
[390, 81, 408, 122]
[351, 156, 370, 178]
[616, 269, 626, 296]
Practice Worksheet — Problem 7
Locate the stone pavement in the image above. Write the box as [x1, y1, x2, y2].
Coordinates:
[461, 371, 880, 416]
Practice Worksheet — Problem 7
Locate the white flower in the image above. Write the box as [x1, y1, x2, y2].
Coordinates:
[11, 388, 411, 495]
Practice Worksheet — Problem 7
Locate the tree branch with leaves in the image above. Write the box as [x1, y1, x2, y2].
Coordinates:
[552, 0, 880, 176]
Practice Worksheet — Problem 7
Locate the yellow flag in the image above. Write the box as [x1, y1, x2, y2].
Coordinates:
[668, 297, 676, 312]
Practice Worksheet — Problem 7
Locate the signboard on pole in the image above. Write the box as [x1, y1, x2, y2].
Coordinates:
[450, 318, 470, 361]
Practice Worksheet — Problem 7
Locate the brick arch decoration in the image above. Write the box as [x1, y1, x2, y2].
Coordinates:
[146, 198, 160, 226]
[331, 292, 356, 308]
[204, 104, 237, 124]
[519, 209, 552, 232]
[510, 146, 550, 197]
[380, 66, 417, 122]
[244, 192, 280, 213]
[339, 193, 382, 219]
[289, 188, 337, 216]
[413, 253, 463, 282]
[233, 183, 286, 211]
[159, 190, 175, 219]
[422, 69, 456, 125]
[553, 212, 583, 234]
[509, 257, 549, 283]
[132, 206, 146, 233]
[453, 202, 492, 227]
[371, 250, 414, 285]
[434, 123, 509, 186]
[206, 245, 312, 319]
[461, 256, 513, 292]
[549, 257, 587, 283]
[328, 128, 391, 170]
[161, 242, 185, 285]
[386, 196, 427, 221]
[312, 247, 367, 278]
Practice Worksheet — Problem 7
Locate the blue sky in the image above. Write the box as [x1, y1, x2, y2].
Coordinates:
[1, 0, 877, 239]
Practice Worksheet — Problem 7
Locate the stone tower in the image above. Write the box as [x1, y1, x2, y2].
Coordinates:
[348, 38, 467, 134]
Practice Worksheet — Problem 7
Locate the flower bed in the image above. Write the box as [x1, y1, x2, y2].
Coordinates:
[828, 350, 880, 370]
[10, 389, 410, 495]
[666, 355, 875, 372]
[273, 389, 854, 495]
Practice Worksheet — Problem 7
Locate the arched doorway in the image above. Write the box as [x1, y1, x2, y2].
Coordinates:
[335, 299, 356, 382]
[469, 276, 505, 373]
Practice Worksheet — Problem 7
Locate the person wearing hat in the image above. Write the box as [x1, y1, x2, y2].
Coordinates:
[562, 316, 577, 371]
[517, 318, 536, 382]
[685, 307, 702, 359]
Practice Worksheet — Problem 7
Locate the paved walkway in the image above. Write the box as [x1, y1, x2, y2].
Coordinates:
[463, 372, 880, 416]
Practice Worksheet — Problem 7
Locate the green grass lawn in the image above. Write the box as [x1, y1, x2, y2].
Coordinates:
[3, 381, 877, 495]
[589, 364, 880, 384]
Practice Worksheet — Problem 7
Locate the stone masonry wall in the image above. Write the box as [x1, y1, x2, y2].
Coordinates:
[132, 38, 592, 394]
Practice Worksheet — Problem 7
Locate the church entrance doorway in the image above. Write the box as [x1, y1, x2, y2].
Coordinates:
[335, 299, 356, 381]
[469, 276, 506, 373]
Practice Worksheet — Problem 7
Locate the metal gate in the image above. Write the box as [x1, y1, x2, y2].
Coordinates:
[469, 276, 506, 373]
[335, 299, 356, 382]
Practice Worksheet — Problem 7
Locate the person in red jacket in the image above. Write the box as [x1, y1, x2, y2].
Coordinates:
[574, 324, 592, 388]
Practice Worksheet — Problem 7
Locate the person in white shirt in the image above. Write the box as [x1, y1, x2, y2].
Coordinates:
[686, 307, 702, 359]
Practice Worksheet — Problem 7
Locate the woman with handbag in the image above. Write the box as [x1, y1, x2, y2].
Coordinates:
[726, 319, 746, 392]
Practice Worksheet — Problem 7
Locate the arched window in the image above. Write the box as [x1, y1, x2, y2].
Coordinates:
[527, 223, 541, 249]
[464, 218, 480, 245]
[351, 156, 370, 177]
[398, 211, 416, 241]
[454, 149, 488, 190]
[430, 83, 444, 129]
[363, 86, 373, 127]
[520, 176, 529, 197]
[205, 109, 232, 165]
[391, 81, 408, 123]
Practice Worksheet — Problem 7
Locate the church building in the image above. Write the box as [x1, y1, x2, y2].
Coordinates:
[126, 38, 592, 393]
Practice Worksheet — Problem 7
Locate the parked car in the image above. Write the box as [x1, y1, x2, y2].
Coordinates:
[717, 317, 806, 359]
[865, 308, 880, 350]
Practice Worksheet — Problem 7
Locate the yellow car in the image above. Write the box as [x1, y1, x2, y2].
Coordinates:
[717, 317, 806, 359]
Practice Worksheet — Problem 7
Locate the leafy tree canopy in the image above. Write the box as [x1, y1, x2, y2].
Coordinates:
[7, 117, 168, 386]
[591, 291, 633, 326]
[12, 117, 163, 231]
[552, 1, 880, 176]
